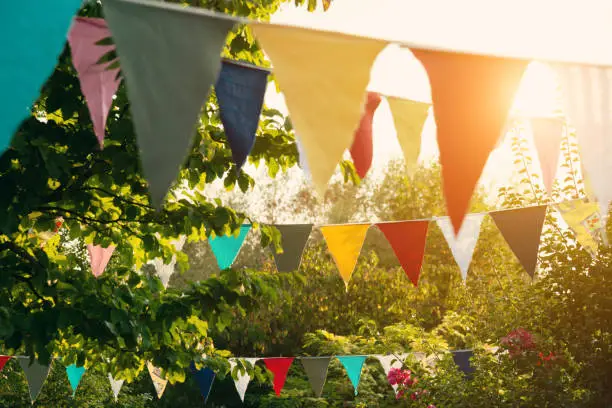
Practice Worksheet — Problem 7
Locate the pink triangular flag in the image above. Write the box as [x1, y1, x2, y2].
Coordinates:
[87, 244, 116, 277]
[68, 17, 121, 148]
[530, 117, 564, 194]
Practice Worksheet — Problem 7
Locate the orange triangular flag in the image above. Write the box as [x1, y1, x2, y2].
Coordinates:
[320, 224, 370, 288]
[377, 221, 429, 286]
[411, 49, 527, 234]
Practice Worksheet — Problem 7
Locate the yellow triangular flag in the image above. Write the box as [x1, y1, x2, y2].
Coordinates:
[320, 224, 370, 288]
[556, 199, 604, 255]
[251, 23, 386, 195]
[387, 97, 430, 173]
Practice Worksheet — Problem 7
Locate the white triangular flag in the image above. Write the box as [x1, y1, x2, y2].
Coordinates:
[437, 214, 484, 280]
[108, 374, 124, 401]
[374, 354, 407, 394]
[150, 235, 186, 288]
[229, 357, 259, 402]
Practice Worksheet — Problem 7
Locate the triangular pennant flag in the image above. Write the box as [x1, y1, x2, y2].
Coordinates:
[557, 199, 604, 255]
[68, 17, 121, 149]
[490, 206, 547, 277]
[319, 224, 370, 288]
[530, 117, 564, 194]
[300, 357, 331, 397]
[209, 225, 251, 270]
[412, 49, 527, 233]
[296, 136, 311, 179]
[147, 362, 168, 399]
[386, 97, 430, 173]
[263, 357, 294, 396]
[103, 0, 235, 207]
[272, 224, 313, 272]
[151, 235, 186, 288]
[108, 374, 124, 401]
[1, 1, 82, 154]
[66, 364, 86, 396]
[17, 357, 52, 403]
[251, 23, 386, 195]
[436, 214, 484, 280]
[349, 92, 382, 179]
[337, 355, 366, 396]
[216, 60, 269, 168]
[229, 357, 259, 402]
[553, 63, 612, 214]
[375, 354, 407, 394]
[377, 221, 429, 286]
[87, 244, 116, 278]
[190, 363, 216, 404]
[452, 350, 475, 377]
[0, 356, 11, 372]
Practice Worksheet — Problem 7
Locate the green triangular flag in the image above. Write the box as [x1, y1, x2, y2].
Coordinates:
[337, 355, 366, 395]
[17, 357, 52, 403]
[300, 357, 331, 397]
[104, 0, 236, 207]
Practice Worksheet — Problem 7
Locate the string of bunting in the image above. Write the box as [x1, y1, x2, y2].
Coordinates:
[4, 0, 612, 239]
[0, 351, 474, 402]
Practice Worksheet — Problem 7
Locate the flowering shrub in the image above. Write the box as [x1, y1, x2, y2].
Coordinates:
[500, 328, 537, 358]
[388, 367, 436, 407]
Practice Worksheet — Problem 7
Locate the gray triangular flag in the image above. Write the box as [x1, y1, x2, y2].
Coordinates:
[108, 374, 124, 401]
[300, 357, 331, 397]
[104, 0, 235, 206]
[17, 357, 52, 403]
[272, 224, 313, 272]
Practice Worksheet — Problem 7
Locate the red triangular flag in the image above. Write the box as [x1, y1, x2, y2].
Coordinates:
[377, 221, 429, 286]
[411, 49, 527, 234]
[263, 357, 294, 396]
[0, 356, 11, 372]
[350, 92, 382, 179]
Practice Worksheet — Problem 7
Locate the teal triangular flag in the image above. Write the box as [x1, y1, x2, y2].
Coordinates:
[2, 1, 82, 153]
[103, 0, 235, 207]
[17, 357, 52, 403]
[209, 225, 251, 270]
[337, 356, 367, 395]
[66, 364, 86, 395]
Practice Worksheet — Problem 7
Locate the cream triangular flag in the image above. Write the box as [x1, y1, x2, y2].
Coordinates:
[530, 117, 564, 195]
[374, 354, 407, 394]
[251, 23, 385, 195]
[229, 358, 259, 402]
[108, 374, 124, 401]
[556, 199, 604, 255]
[436, 214, 484, 280]
[320, 224, 370, 288]
[386, 97, 430, 173]
[146, 362, 168, 399]
[150, 235, 186, 288]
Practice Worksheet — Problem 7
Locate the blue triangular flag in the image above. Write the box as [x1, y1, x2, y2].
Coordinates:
[190, 362, 216, 403]
[337, 356, 367, 395]
[209, 225, 251, 270]
[216, 60, 269, 169]
[66, 364, 86, 395]
[1, 1, 82, 153]
[452, 350, 475, 378]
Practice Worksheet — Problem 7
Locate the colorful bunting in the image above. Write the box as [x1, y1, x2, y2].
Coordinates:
[491, 206, 547, 277]
[147, 362, 168, 399]
[17, 357, 52, 403]
[320, 224, 370, 288]
[209, 225, 251, 270]
[66, 364, 86, 396]
[451, 350, 475, 377]
[190, 363, 216, 403]
[557, 199, 604, 255]
[87, 244, 116, 278]
[263, 357, 294, 396]
[375, 354, 407, 394]
[216, 60, 269, 168]
[1, 1, 82, 154]
[0, 356, 11, 372]
[272, 224, 313, 272]
[386, 97, 430, 173]
[337, 355, 366, 396]
[250, 23, 385, 195]
[437, 214, 484, 280]
[68, 17, 121, 149]
[553, 63, 612, 215]
[300, 357, 331, 397]
[377, 221, 429, 286]
[412, 49, 527, 234]
[103, 0, 235, 207]
[350, 92, 382, 179]
[229, 357, 259, 402]
[108, 374, 124, 401]
[530, 118, 564, 195]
